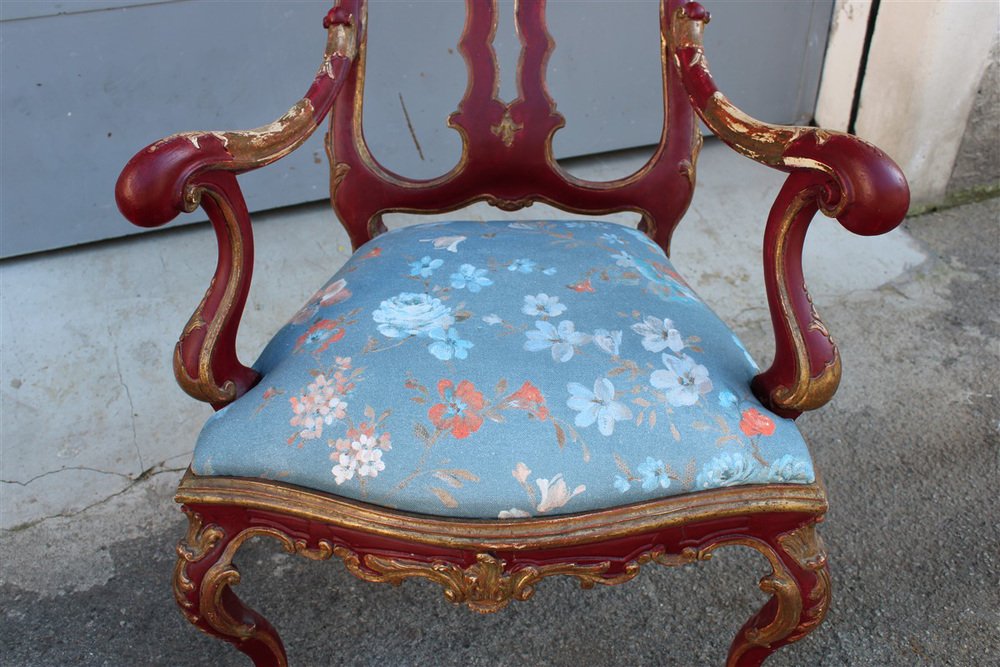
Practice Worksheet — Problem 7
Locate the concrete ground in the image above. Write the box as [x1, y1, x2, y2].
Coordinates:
[1, 143, 997, 666]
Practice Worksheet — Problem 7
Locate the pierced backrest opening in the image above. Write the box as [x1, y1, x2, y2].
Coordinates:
[328, 0, 699, 254]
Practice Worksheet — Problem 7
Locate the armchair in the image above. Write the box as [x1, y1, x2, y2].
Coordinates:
[116, 2, 909, 666]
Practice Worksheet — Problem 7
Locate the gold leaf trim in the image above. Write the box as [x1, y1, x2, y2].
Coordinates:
[768, 188, 843, 412]
[333, 546, 706, 614]
[490, 106, 523, 148]
[176, 471, 827, 552]
[172, 508, 225, 625]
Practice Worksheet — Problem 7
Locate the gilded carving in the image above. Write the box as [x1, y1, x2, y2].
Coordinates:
[778, 523, 831, 643]
[333, 545, 705, 613]
[172, 479, 829, 665]
[179, 520, 337, 667]
[484, 195, 535, 212]
[704, 522, 830, 665]
[172, 508, 225, 625]
[490, 107, 523, 148]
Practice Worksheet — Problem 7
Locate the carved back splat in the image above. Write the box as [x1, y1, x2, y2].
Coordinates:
[329, 0, 698, 254]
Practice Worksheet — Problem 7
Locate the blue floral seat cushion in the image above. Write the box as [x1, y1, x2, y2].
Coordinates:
[194, 220, 815, 519]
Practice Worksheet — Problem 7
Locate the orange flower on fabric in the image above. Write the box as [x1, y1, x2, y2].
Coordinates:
[739, 408, 776, 437]
[428, 379, 485, 439]
[505, 381, 549, 420]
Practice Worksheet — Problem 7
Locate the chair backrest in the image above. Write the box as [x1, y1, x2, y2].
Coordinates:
[328, 0, 699, 254]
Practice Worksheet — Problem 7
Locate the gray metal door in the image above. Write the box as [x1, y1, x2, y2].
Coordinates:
[0, 0, 832, 258]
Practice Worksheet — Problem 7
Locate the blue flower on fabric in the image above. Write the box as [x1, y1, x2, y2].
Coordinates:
[696, 452, 762, 489]
[372, 292, 454, 338]
[601, 232, 624, 245]
[542, 267, 558, 275]
[565, 377, 632, 436]
[637, 457, 671, 491]
[767, 455, 814, 483]
[613, 476, 631, 493]
[717, 390, 738, 408]
[732, 334, 760, 371]
[427, 327, 473, 361]
[508, 258, 537, 273]
[625, 227, 660, 248]
[409, 256, 443, 278]
[449, 264, 493, 292]
[525, 320, 592, 362]
[522, 293, 567, 318]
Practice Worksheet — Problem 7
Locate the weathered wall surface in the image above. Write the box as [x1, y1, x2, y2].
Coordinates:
[948, 39, 1000, 197]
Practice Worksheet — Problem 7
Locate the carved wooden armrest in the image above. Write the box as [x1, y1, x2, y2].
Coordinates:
[667, 2, 910, 418]
[115, 8, 357, 408]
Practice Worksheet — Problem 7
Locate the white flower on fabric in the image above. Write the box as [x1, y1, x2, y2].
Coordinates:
[522, 293, 567, 318]
[566, 377, 632, 436]
[524, 320, 592, 362]
[355, 448, 385, 478]
[372, 292, 454, 338]
[331, 452, 357, 485]
[696, 451, 762, 489]
[592, 329, 622, 356]
[498, 507, 531, 519]
[767, 455, 814, 483]
[631, 316, 685, 353]
[611, 250, 637, 268]
[535, 474, 586, 513]
[601, 232, 624, 245]
[650, 353, 713, 407]
[482, 314, 503, 326]
[420, 235, 466, 252]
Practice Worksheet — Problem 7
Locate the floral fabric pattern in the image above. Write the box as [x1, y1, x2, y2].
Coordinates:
[194, 220, 815, 519]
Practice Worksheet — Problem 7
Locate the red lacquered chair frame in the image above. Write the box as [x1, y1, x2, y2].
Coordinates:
[116, 2, 909, 665]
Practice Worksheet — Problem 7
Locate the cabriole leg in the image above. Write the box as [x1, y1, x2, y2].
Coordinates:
[172, 507, 290, 667]
[724, 522, 831, 667]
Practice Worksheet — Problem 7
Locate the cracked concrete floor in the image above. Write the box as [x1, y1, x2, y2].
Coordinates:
[1, 144, 997, 665]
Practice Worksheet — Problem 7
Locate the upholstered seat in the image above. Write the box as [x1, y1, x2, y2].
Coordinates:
[194, 220, 814, 519]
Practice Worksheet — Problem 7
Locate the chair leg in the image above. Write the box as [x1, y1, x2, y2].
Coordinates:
[172, 508, 289, 667]
[724, 522, 832, 667]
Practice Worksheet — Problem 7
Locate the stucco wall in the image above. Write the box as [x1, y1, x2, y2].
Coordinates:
[948, 39, 1000, 197]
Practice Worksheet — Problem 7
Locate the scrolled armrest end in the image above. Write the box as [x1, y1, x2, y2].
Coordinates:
[788, 133, 910, 238]
[115, 134, 232, 229]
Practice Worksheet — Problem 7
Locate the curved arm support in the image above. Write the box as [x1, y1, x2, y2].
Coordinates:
[115, 7, 357, 407]
[668, 2, 909, 416]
